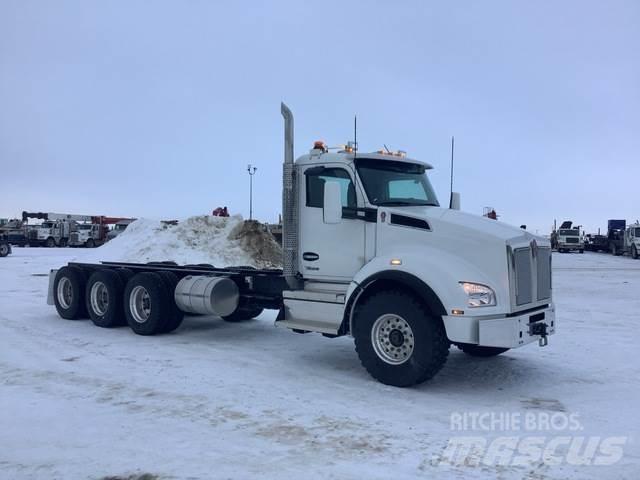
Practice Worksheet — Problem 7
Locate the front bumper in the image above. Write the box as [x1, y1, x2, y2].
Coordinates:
[557, 243, 583, 250]
[442, 304, 556, 349]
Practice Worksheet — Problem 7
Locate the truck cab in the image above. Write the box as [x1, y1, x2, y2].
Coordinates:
[556, 227, 584, 253]
[276, 104, 555, 385]
[624, 223, 640, 259]
[107, 220, 133, 241]
[69, 223, 105, 248]
[29, 220, 73, 247]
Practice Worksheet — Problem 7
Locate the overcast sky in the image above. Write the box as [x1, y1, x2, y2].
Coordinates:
[1, 0, 639, 234]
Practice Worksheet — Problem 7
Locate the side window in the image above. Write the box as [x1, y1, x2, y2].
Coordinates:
[306, 167, 356, 208]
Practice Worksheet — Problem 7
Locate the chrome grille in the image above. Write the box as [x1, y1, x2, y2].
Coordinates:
[537, 247, 552, 300]
[514, 247, 533, 305]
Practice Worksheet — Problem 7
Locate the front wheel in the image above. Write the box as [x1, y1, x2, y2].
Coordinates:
[86, 238, 95, 248]
[46, 237, 56, 248]
[353, 290, 449, 387]
[457, 343, 509, 357]
[0, 242, 9, 257]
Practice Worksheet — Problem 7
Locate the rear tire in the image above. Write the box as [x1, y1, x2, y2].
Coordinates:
[353, 290, 449, 387]
[156, 270, 184, 333]
[457, 344, 509, 357]
[124, 272, 170, 335]
[86, 269, 126, 327]
[222, 306, 263, 322]
[53, 266, 88, 320]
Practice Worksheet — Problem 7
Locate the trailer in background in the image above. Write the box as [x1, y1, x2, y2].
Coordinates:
[584, 232, 608, 252]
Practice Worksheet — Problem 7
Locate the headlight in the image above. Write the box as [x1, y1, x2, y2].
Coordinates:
[459, 282, 496, 307]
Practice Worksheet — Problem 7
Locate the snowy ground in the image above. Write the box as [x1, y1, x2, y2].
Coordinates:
[1, 248, 639, 479]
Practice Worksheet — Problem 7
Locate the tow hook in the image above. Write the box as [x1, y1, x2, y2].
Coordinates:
[529, 322, 549, 347]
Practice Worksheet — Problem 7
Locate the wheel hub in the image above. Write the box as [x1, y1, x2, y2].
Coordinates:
[371, 314, 415, 365]
[130, 286, 151, 323]
[388, 329, 405, 347]
[57, 277, 73, 309]
[90, 281, 109, 316]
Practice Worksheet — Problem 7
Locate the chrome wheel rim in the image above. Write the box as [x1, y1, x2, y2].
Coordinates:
[371, 314, 414, 365]
[57, 277, 73, 309]
[90, 281, 109, 316]
[130, 286, 151, 323]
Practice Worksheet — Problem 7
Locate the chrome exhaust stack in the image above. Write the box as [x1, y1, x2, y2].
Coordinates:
[281, 102, 302, 290]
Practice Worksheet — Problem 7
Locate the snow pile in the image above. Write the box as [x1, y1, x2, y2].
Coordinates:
[88, 215, 282, 268]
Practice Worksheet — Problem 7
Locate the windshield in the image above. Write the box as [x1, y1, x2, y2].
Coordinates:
[558, 229, 579, 236]
[355, 158, 439, 207]
[78, 225, 91, 230]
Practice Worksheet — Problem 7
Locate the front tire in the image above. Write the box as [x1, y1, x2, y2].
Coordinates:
[0, 242, 9, 257]
[457, 344, 509, 357]
[353, 290, 449, 387]
[46, 237, 56, 248]
[86, 238, 95, 248]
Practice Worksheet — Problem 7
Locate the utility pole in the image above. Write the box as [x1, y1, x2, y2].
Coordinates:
[247, 164, 257, 220]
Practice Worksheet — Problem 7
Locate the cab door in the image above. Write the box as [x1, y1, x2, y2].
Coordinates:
[299, 164, 366, 281]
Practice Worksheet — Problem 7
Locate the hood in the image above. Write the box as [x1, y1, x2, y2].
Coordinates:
[385, 206, 545, 245]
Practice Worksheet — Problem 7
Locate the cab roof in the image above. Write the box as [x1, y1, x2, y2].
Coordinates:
[295, 150, 434, 169]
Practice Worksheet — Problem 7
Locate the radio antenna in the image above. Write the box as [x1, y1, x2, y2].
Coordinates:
[353, 115, 357, 160]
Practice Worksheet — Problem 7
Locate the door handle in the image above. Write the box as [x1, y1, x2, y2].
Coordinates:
[303, 252, 320, 261]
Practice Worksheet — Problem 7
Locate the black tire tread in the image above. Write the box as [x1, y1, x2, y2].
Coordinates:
[353, 290, 449, 387]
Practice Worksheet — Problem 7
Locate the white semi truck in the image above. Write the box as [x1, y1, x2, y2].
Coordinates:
[47, 103, 555, 387]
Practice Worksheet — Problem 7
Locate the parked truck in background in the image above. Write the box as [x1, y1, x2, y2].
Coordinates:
[69, 217, 132, 247]
[106, 219, 135, 241]
[608, 220, 640, 258]
[607, 219, 627, 256]
[69, 223, 109, 248]
[25, 218, 75, 247]
[0, 218, 28, 246]
[555, 221, 584, 253]
[46, 103, 555, 387]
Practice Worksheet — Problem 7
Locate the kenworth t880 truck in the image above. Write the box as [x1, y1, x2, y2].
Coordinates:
[47, 103, 555, 387]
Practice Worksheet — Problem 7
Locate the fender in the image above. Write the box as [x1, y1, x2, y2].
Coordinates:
[341, 249, 507, 335]
[342, 270, 447, 335]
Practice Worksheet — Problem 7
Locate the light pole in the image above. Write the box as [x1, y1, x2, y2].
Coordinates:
[247, 164, 257, 220]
